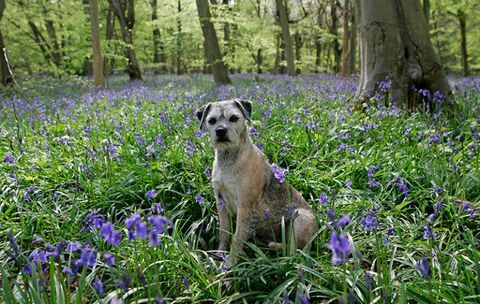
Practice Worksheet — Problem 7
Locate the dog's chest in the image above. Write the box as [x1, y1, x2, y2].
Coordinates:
[212, 163, 241, 214]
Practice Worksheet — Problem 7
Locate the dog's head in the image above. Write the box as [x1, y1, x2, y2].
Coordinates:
[196, 99, 252, 150]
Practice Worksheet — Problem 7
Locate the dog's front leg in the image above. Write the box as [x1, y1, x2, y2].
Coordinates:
[217, 199, 231, 252]
[231, 207, 255, 265]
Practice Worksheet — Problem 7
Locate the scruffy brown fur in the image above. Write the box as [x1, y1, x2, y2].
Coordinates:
[196, 99, 317, 264]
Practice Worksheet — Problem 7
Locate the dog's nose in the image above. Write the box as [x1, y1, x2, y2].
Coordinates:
[216, 128, 227, 138]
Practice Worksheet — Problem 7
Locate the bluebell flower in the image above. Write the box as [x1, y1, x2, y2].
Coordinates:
[264, 208, 271, 217]
[271, 163, 288, 183]
[318, 193, 329, 205]
[99, 222, 121, 245]
[416, 257, 430, 278]
[326, 231, 351, 265]
[93, 277, 104, 295]
[423, 226, 437, 239]
[83, 211, 105, 232]
[145, 189, 157, 200]
[104, 253, 115, 266]
[115, 274, 131, 292]
[298, 294, 310, 304]
[360, 209, 379, 233]
[195, 194, 205, 205]
[3, 153, 15, 165]
[125, 213, 147, 241]
[110, 299, 124, 304]
[77, 245, 96, 267]
[365, 272, 372, 292]
[326, 208, 336, 222]
[151, 203, 164, 214]
[66, 241, 82, 252]
[155, 295, 166, 304]
[337, 214, 351, 227]
[183, 275, 190, 288]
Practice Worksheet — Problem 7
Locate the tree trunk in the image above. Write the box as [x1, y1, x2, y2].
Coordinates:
[196, 0, 231, 85]
[315, 37, 322, 72]
[109, 0, 142, 81]
[458, 11, 469, 77]
[355, 0, 454, 112]
[273, 34, 281, 74]
[349, 7, 357, 74]
[275, 0, 295, 76]
[294, 32, 302, 74]
[89, 0, 105, 89]
[151, 0, 166, 74]
[0, 0, 16, 89]
[256, 48, 263, 74]
[423, 0, 430, 23]
[340, 0, 351, 76]
[329, 0, 341, 74]
[43, 9, 63, 69]
[176, 0, 183, 74]
[104, 5, 116, 76]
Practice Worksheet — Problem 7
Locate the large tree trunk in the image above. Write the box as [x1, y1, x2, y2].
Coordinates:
[458, 11, 469, 77]
[104, 5, 116, 76]
[0, 0, 16, 89]
[423, 0, 430, 23]
[176, 0, 183, 74]
[329, 0, 341, 74]
[196, 0, 231, 85]
[89, 0, 105, 89]
[275, 0, 295, 76]
[340, 0, 351, 76]
[349, 7, 357, 74]
[151, 0, 166, 74]
[354, 0, 454, 112]
[43, 9, 63, 69]
[109, 0, 142, 81]
[294, 32, 302, 74]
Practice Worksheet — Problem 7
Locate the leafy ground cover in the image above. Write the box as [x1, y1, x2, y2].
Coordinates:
[0, 74, 479, 303]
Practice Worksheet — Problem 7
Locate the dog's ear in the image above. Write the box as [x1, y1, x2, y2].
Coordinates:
[234, 99, 252, 121]
[196, 103, 212, 128]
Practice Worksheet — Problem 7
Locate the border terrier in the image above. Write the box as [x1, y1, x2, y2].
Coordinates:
[196, 99, 317, 264]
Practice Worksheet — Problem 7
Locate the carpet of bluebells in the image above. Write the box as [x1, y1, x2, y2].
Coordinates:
[1, 74, 479, 303]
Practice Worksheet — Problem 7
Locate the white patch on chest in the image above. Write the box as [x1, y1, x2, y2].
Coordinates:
[212, 162, 240, 215]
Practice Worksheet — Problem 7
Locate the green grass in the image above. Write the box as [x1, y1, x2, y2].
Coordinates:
[0, 74, 479, 303]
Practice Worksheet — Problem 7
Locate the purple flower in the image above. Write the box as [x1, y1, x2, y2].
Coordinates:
[298, 294, 310, 304]
[423, 226, 437, 239]
[360, 209, 379, 233]
[155, 295, 166, 304]
[111, 299, 124, 304]
[271, 163, 288, 183]
[326, 231, 351, 265]
[83, 211, 105, 232]
[104, 253, 116, 266]
[145, 189, 157, 200]
[345, 179, 352, 188]
[283, 293, 291, 304]
[3, 153, 15, 165]
[183, 275, 190, 288]
[93, 277, 104, 295]
[416, 257, 430, 278]
[99, 222, 121, 245]
[337, 214, 351, 227]
[115, 274, 131, 292]
[366, 272, 372, 292]
[151, 203, 164, 214]
[77, 245, 96, 267]
[195, 194, 204, 205]
[326, 208, 336, 222]
[66, 241, 81, 252]
[22, 264, 33, 275]
[264, 208, 271, 217]
[148, 215, 173, 234]
[461, 202, 470, 213]
[125, 213, 147, 241]
[318, 193, 329, 205]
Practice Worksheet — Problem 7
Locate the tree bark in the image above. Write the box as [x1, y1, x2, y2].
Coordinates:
[176, 0, 183, 74]
[329, 0, 341, 74]
[151, 0, 166, 74]
[294, 32, 302, 74]
[43, 8, 63, 69]
[0, 0, 16, 89]
[104, 5, 116, 76]
[423, 0, 430, 24]
[349, 7, 357, 74]
[354, 0, 454, 112]
[109, 0, 142, 81]
[340, 0, 351, 76]
[196, 0, 231, 85]
[275, 0, 295, 76]
[458, 11, 469, 77]
[89, 0, 105, 89]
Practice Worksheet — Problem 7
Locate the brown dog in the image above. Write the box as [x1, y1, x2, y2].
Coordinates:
[196, 99, 317, 264]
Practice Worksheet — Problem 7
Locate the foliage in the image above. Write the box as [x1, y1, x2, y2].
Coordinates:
[2, 0, 479, 77]
[1, 74, 479, 303]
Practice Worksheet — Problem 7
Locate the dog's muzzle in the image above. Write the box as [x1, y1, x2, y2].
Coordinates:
[215, 128, 229, 142]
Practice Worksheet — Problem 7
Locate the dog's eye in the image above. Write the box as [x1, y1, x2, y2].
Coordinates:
[229, 115, 239, 122]
[208, 118, 217, 125]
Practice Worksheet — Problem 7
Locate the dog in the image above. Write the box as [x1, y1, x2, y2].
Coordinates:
[196, 99, 317, 264]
